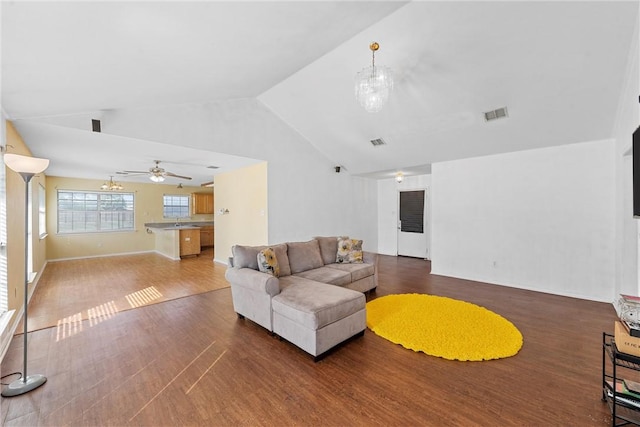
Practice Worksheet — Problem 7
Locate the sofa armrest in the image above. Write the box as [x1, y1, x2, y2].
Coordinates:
[363, 251, 379, 288]
[225, 267, 280, 297]
[363, 251, 378, 267]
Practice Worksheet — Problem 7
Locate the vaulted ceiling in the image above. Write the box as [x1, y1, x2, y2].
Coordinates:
[2, 1, 638, 184]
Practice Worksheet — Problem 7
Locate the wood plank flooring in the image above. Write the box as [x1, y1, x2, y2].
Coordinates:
[24, 248, 227, 332]
[1, 254, 619, 426]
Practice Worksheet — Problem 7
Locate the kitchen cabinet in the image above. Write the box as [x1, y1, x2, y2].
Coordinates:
[192, 192, 214, 215]
[200, 226, 214, 248]
[180, 229, 201, 257]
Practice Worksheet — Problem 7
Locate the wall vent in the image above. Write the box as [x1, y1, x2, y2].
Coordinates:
[484, 107, 508, 122]
[370, 138, 386, 147]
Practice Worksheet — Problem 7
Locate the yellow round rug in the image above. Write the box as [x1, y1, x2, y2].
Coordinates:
[366, 293, 523, 361]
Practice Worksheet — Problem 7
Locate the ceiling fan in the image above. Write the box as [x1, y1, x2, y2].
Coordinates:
[118, 160, 192, 182]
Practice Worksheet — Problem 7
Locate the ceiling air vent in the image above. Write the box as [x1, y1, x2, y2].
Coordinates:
[370, 138, 386, 147]
[484, 107, 508, 122]
[206, 165, 220, 169]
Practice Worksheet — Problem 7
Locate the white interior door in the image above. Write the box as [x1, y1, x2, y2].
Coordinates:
[397, 189, 429, 259]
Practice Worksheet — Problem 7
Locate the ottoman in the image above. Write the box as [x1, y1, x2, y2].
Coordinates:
[271, 280, 366, 360]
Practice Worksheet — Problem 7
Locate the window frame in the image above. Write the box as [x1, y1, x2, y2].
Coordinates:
[163, 194, 191, 219]
[57, 190, 136, 234]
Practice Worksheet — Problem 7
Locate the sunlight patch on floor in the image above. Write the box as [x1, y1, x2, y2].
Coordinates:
[88, 301, 119, 327]
[125, 286, 163, 308]
[53, 287, 165, 342]
[56, 312, 83, 342]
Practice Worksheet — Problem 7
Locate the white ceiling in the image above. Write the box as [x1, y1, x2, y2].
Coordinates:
[2, 1, 638, 183]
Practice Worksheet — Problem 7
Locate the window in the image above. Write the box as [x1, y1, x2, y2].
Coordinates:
[0, 151, 6, 314]
[399, 190, 425, 233]
[57, 191, 134, 233]
[38, 184, 46, 238]
[163, 195, 190, 218]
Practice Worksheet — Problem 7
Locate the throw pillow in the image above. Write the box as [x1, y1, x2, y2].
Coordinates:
[336, 238, 364, 264]
[257, 248, 280, 277]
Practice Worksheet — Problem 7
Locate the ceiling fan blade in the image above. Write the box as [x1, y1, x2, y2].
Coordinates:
[120, 170, 149, 174]
[165, 172, 192, 180]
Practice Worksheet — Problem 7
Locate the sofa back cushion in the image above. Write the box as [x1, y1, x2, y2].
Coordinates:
[232, 243, 291, 276]
[314, 236, 340, 265]
[287, 240, 324, 274]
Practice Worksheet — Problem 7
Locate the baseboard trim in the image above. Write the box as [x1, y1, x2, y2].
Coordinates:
[48, 250, 156, 263]
[0, 261, 47, 364]
[0, 309, 16, 364]
[429, 268, 613, 303]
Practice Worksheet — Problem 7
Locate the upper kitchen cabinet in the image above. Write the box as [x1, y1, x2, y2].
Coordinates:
[192, 192, 214, 215]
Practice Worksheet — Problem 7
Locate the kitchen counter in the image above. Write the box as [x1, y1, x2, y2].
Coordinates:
[145, 221, 213, 229]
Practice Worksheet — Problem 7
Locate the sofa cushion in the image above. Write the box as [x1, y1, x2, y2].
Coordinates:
[314, 236, 342, 265]
[294, 266, 352, 287]
[279, 274, 324, 289]
[272, 244, 291, 277]
[232, 243, 291, 276]
[336, 238, 364, 264]
[325, 263, 375, 282]
[287, 240, 324, 274]
[232, 244, 264, 270]
[257, 248, 280, 277]
[272, 281, 365, 330]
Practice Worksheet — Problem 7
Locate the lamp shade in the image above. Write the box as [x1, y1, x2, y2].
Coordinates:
[4, 153, 49, 174]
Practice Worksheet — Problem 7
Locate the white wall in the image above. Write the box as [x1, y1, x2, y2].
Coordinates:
[613, 10, 640, 298]
[100, 99, 378, 251]
[431, 140, 616, 302]
[377, 174, 431, 256]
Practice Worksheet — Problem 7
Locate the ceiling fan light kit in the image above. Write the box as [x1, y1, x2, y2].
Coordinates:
[355, 41, 394, 113]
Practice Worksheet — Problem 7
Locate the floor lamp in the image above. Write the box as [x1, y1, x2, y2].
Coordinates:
[1, 153, 49, 397]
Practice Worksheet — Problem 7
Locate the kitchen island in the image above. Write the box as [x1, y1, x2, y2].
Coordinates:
[145, 222, 213, 260]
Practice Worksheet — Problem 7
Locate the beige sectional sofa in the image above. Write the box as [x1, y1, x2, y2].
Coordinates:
[225, 236, 378, 360]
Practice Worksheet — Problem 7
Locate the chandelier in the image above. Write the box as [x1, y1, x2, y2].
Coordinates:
[100, 176, 124, 191]
[355, 42, 394, 113]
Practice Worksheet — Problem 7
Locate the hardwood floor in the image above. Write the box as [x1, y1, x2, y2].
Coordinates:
[1, 254, 619, 426]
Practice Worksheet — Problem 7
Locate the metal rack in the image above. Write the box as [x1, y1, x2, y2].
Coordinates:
[603, 332, 640, 426]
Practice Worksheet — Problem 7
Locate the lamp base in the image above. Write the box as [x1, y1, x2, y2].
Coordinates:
[1, 374, 47, 397]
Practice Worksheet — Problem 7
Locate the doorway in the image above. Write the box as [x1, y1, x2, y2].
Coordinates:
[397, 189, 429, 259]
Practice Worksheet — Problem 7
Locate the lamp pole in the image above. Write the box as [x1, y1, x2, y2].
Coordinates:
[1, 154, 49, 397]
